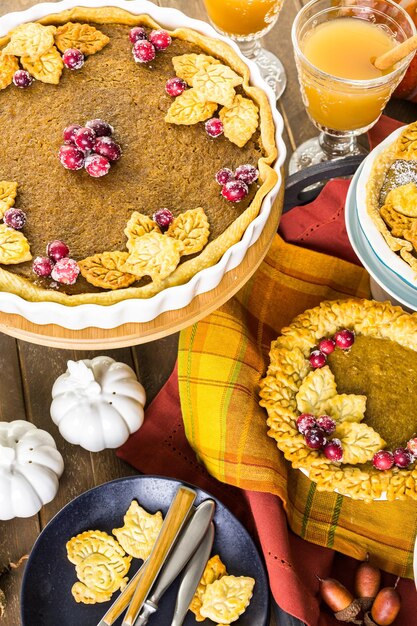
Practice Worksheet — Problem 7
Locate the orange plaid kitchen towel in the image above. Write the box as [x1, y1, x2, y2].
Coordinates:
[178, 233, 417, 578]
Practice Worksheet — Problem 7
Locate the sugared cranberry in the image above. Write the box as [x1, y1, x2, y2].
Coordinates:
[317, 415, 336, 435]
[94, 137, 122, 162]
[221, 180, 249, 203]
[323, 439, 343, 461]
[4, 208, 26, 230]
[51, 258, 80, 285]
[334, 329, 355, 349]
[235, 164, 259, 185]
[58, 144, 85, 170]
[86, 119, 114, 137]
[85, 154, 111, 178]
[13, 69, 33, 88]
[215, 168, 234, 185]
[63, 124, 82, 144]
[372, 450, 395, 471]
[304, 427, 327, 450]
[148, 29, 171, 51]
[407, 437, 417, 457]
[62, 48, 84, 70]
[74, 127, 96, 152]
[47, 240, 69, 262]
[32, 256, 54, 278]
[165, 77, 187, 97]
[319, 338, 336, 355]
[205, 118, 224, 138]
[309, 350, 326, 369]
[393, 447, 413, 468]
[133, 40, 156, 63]
[129, 26, 147, 44]
[153, 208, 174, 231]
[296, 413, 316, 435]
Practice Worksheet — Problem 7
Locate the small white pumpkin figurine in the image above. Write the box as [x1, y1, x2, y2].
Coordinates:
[50, 357, 146, 452]
[0, 420, 64, 520]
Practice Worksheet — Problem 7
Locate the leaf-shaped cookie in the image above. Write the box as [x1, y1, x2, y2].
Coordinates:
[172, 53, 221, 85]
[0, 224, 31, 264]
[193, 63, 243, 108]
[121, 232, 182, 282]
[335, 422, 386, 465]
[72, 581, 113, 605]
[165, 88, 218, 125]
[124, 211, 161, 251]
[4, 23, 56, 59]
[190, 555, 227, 622]
[112, 500, 163, 560]
[0, 181, 18, 218]
[200, 575, 255, 624]
[0, 52, 19, 90]
[21, 45, 63, 84]
[78, 251, 137, 290]
[55, 22, 109, 55]
[321, 394, 367, 423]
[219, 95, 259, 148]
[167, 207, 210, 255]
[296, 366, 337, 415]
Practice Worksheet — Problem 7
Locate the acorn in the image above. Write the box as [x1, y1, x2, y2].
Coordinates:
[317, 576, 362, 623]
[354, 554, 381, 611]
[368, 578, 401, 625]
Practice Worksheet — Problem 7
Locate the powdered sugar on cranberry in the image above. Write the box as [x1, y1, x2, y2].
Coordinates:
[51, 258, 80, 285]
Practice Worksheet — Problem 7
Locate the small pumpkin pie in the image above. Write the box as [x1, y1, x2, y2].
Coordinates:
[259, 299, 417, 501]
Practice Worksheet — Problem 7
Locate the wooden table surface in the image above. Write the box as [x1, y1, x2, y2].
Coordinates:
[0, 2, 416, 626]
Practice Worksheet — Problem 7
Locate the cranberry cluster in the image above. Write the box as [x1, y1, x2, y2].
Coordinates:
[32, 240, 79, 286]
[309, 329, 355, 369]
[372, 437, 417, 471]
[130, 27, 172, 63]
[296, 413, 343, 461]
[215, 164, 259, 203]
[58, 119, 121, 178]
[152, 208, 174, 231]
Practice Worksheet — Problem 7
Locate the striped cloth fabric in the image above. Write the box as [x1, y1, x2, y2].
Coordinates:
[178, 234, 417, 578]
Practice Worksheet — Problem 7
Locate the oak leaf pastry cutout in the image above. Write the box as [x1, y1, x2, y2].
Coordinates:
[4, 23, 56, 59]
[124, 212, 160, 252]
[0, 52, 19, 90]
[190, 555, 228, 622]
[112, 500, 163, 560]
[165, 88, 218, 125]
[66, 530, 131, 604]
[172, 53, 221, 84]
[200, 575, 255, 624]
[0, 181, 18, 218]
[121, 231, 183, 282]
[78, 251, 137, 290]
[167, 207, 210, 255]
[384, 183, 417, 217]
[380, 204, 416, 237]
[219, 95, 259, 148]
[0, 224, 32, 264]
[54, 22, 110, 56]
[192, 63, 243, 108]
[21, 45, 64, 85]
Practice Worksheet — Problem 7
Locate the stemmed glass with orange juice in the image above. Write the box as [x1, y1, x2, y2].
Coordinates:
[290, 0, 416, 172]
[203, 0, 286, 99]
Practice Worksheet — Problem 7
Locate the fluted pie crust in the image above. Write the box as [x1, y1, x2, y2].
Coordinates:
[259, 299, 417, 502]
[0, 6, 278, 305]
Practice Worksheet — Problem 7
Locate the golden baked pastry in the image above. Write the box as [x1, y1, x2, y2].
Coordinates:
[259, 299, 417, 501]
[0, 6, 278, 305]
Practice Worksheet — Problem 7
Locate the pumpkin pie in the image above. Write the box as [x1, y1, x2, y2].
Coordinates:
[259, 299, 417, 501]
[0, 6, 278, 305]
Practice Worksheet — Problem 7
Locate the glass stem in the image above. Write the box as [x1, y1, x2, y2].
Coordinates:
[318, 131, 360, 159]
[238, 39, 262, 59]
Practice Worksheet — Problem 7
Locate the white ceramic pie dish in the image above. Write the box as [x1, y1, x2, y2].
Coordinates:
[355, 125, 417, 291]
[0, 0, 285, 330]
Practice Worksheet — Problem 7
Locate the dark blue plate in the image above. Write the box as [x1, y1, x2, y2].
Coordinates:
[21, 475, 269, 626]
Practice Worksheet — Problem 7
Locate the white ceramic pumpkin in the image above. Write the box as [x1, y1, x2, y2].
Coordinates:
[50, 357, 146, 452]
[0, 420, 64, 520]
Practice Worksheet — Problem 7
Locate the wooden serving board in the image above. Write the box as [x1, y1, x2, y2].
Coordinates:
[0, 187, 283, 349]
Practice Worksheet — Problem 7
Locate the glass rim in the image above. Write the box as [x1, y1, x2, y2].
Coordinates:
[291, 0, 417, 87]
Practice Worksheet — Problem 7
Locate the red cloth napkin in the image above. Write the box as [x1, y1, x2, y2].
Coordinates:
[118, 115, 417, 626]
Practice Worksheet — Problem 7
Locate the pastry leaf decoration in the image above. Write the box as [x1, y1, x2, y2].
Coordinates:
[335, 422, 386, 465]
[192, 63, 243, 108]
[172, 53, 221, 85]
[112, 500, 163, 560]
[321, 394, 367, 423]
[3, 23, 56, 58]
[0, 224, 31, 265]
[21, 45, 63, 85]
[200, 575, 255, 624]
[219, 94, 259, 148]
[165, 88, 218, 125]
[124, 212, 160, 252]
[54, 22, 110, 55]
[121, 231, 183, 282]
[296, 366, 337, 415]
[0, 52, 19, 90]
[0, 181, 18, 218]
[190, 555, 227, 622]
[78, 252, 137, 290]
[167, 207, 210, 255]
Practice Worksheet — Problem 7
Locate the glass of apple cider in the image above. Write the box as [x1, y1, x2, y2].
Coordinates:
[290, 0, 416, 172]
[203, 0, 286, 99]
